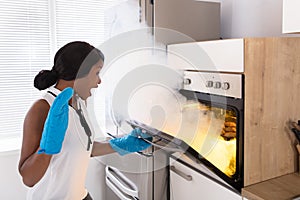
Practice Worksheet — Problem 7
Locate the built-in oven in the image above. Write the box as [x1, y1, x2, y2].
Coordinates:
[178, 70, 244, 192]
[127, 69, 244, 196]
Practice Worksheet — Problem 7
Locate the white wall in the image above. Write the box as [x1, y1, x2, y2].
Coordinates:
[0, 150, 28, 199]
[220, 0, 300, 38]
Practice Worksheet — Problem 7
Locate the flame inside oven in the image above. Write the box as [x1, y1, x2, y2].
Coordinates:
[163, 101, 237, 177]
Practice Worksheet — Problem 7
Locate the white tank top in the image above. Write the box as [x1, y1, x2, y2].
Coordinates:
[27, 87, 95, 200]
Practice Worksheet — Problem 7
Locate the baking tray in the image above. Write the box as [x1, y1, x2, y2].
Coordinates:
[126, 120, 189, 153]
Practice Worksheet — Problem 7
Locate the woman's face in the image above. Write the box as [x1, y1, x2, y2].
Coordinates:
[74, 59, 103, 100]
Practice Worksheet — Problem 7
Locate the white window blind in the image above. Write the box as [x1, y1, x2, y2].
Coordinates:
[54, 0, 124, 138]
[55, 0, 121, 49]
[0, 0, 126, 150]
[0, 0, 50, 145]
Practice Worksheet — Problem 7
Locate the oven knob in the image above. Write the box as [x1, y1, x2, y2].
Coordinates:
[223, 82, 230, 90]
[206, 81, 213, 88]
[214, 81, 221, 89]
[183, 78, 191, 85]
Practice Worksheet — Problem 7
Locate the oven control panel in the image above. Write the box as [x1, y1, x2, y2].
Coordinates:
[183, 71, 243, 99]
[205, 80, 230, 90]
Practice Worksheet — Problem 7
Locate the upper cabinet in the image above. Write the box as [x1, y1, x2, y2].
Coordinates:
[282, 0, 300, 33]
[141, 0, 221, 45]
[168, 39, 244, 72]
[155, 0, 220, 44]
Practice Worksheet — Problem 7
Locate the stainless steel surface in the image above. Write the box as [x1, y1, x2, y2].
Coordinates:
[155, 0, 220, 44]
[183, 71, 243, 99]
[106, 166, 139, 198]
[145, 0, 153, 27]
[106, 166, 138, 197]
[139, 137, 185, 153]
[86, 152, 154, 200]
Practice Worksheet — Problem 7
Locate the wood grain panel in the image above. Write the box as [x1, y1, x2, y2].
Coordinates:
[244, 37, 300, 186]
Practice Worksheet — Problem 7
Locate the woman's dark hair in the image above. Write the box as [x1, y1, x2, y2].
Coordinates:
[34, 41, 104, 90]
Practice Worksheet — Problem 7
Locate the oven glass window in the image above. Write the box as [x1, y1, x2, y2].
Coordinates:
[166, 101, 237, 177]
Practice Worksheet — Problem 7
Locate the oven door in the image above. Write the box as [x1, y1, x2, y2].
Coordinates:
[179, 89, 244, 191]
[126, 82, 244, 191]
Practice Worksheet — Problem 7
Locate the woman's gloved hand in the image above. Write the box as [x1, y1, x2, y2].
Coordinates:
[109, 128, 152, 156]
[38, 87, 74, 155]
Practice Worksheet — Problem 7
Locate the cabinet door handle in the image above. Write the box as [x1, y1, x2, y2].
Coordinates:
[170, 165, 193, 181]
[105, 166, 139, 198]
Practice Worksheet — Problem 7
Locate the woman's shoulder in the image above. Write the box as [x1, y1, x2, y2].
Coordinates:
[25, 99, 50, 123]
[31, 99, 50, 112]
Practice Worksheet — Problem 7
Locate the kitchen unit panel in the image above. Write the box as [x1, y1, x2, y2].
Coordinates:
[169, 157, 242, 200]
[168, 39, 244, 72]
[282, 0, 300, 33]
[154, 0, 220, 44]
[243, 37, 300, 186]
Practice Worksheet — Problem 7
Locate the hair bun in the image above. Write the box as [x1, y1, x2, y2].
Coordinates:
[34, 70, 58, 90]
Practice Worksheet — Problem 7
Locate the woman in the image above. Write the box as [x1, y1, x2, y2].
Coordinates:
[18, 41, 151, 200]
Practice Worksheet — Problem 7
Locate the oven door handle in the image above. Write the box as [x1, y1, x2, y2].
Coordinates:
[140, 137, 185, 153]
[105, 166, 139, 198]
[170, 165, 193, 181]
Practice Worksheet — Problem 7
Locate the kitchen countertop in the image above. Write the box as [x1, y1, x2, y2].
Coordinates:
[242, 173, 300, 200]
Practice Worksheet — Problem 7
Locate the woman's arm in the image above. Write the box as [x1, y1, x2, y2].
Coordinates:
[91, 141, 116, 157]
[91, 129, 152, 157]
[18, 99, 52, 187]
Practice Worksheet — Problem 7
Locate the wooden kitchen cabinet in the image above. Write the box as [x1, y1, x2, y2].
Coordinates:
[244, 38, 300, 186]
[169, 157, 242, 200]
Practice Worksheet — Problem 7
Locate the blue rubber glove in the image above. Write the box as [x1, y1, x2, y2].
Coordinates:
[38, 87, 74, 155]
[109, 128, 152, 156]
